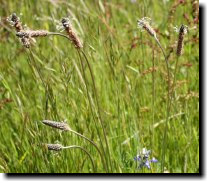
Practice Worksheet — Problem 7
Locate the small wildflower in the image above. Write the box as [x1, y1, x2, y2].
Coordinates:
[134, 148, 158, 169]
[144, 160, 151, 169]
[150, 157, 158, 163]
[134, 155, 141, 161]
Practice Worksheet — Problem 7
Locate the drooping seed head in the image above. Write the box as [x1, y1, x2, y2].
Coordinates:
[42, 120, 71, 131]
[47, 144, 63, 151]
[28, 30, 49, 37]
[16, 30, 49, 38]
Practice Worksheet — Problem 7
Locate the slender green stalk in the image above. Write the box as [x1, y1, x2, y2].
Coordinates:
[80, 50, 113, 172]
[47, 32, 72, 41]
[69, 129, 108, 172]
[47, 31, 110, 171]
[62, 145, 95, 172]
[172, 56, 180, 100]
[151, 47, 155, 152]
[76, 50, 109, 172]
[27, 49, 45, 86]
[154, 37, 171, 172]
[52, 31, 110, 172]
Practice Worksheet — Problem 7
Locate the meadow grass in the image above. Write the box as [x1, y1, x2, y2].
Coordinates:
[0, 0, 199, 173]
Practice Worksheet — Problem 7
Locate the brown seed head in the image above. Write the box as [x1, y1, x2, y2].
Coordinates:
[7, 13, 23, 32]
[7, 13, 31, 48]
[61, 17, 83, 49]
[176, 24, 188, 56]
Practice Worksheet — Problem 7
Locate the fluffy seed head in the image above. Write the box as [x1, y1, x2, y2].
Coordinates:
[137, 17, 157, 38]
[7, 13, 31, 48]
[61, 18, 71, 28]
[7, 13, 23, 32]
[42, 120, 71, 131]
[11, 13, 19, 23]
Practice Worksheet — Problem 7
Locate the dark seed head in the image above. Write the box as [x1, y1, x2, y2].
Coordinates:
[11, 13, 18, 22]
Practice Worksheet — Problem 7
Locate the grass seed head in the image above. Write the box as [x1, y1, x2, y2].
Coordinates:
[47, 144, 63, 151]
[16, 30, 49, 38]
[42, 120, 71, 131]
[176, 24, 188, 56]
[61, 17, 83, 49]
[7, 13, 31, 48]
[7, 13, 23, 32]
[16, 30, 49, 48]
[137, 17, 157, 38]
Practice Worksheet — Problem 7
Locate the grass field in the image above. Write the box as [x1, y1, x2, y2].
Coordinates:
[0, 0, 199, 173]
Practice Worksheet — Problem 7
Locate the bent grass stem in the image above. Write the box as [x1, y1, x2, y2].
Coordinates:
[62, 145, 95, 172]
[69, 129, 108, 172]
[80, 50, 113, 172]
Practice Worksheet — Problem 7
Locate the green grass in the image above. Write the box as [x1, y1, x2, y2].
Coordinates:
[0, 0, 199, 173]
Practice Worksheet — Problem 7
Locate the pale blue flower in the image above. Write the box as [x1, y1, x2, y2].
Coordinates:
[134, 148, 158, 169]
